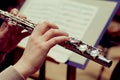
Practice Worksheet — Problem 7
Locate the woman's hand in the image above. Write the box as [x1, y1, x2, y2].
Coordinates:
[0, 8, 30, 63]
[13, 22, 69, 78]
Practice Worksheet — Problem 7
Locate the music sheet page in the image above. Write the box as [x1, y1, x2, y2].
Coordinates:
[19, 0, 99, 64]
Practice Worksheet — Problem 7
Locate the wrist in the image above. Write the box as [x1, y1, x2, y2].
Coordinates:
[13, 59, 36, 79]
[13, 61, 31, 79]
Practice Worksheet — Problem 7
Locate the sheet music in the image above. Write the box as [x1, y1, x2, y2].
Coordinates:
[21, 0, 98, 40]
[19, 0, 98, 64]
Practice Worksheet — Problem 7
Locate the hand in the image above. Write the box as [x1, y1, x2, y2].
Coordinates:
[13, 22, 69, 78]
[0, 8, 30, 63]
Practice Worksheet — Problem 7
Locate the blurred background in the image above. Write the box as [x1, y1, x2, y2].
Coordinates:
[0, 0, 120, 80]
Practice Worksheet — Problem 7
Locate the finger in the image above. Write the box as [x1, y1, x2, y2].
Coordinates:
[7, 13, 27, 34]
[10, 8, 18, 16]
[1, 8, 18, 30]
[0, 22, 7, 31]
[33, 21, 59, 35]
[16, 14, 27, 31]
[18, 13, 27, 19]
[7, 8, 20, 31]
[46, 36, 69, 48]
[1, 8, 18, 29]
[0, 22, 12, 35]
[9, 9, 26, 31]
[43, 29, 69, 41]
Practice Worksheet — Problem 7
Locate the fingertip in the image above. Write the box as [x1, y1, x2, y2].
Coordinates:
[48, 36, 70, 48]
[7, 21, 15, 26]
[18, 14, 27, 19]
[10, 8, 19, 16]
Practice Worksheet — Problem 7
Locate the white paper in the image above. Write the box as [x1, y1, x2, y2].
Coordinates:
[19, 0, 98, 64]
[21, 0, 98, 39]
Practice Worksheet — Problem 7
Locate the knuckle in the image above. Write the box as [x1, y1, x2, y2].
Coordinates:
[49, 29, 58, 34]
[18, 14, 27, 19]
[43, 21, 58, 29]
[37, 22, 41, 25]
[29, 34, 37, 41]
[38, 21, 50, 29]
[43, 21, 49, 24]
[52, 38, 58, 43]
[42, 21, 49, 27]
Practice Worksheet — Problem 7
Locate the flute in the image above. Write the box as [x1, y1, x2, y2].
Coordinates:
[0, 9, 112, 67]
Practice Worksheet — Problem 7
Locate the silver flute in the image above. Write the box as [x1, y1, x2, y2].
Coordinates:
[0, 9, 112, 67]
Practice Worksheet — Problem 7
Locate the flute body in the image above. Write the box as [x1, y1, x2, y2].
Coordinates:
[0, 9, 112, 67]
